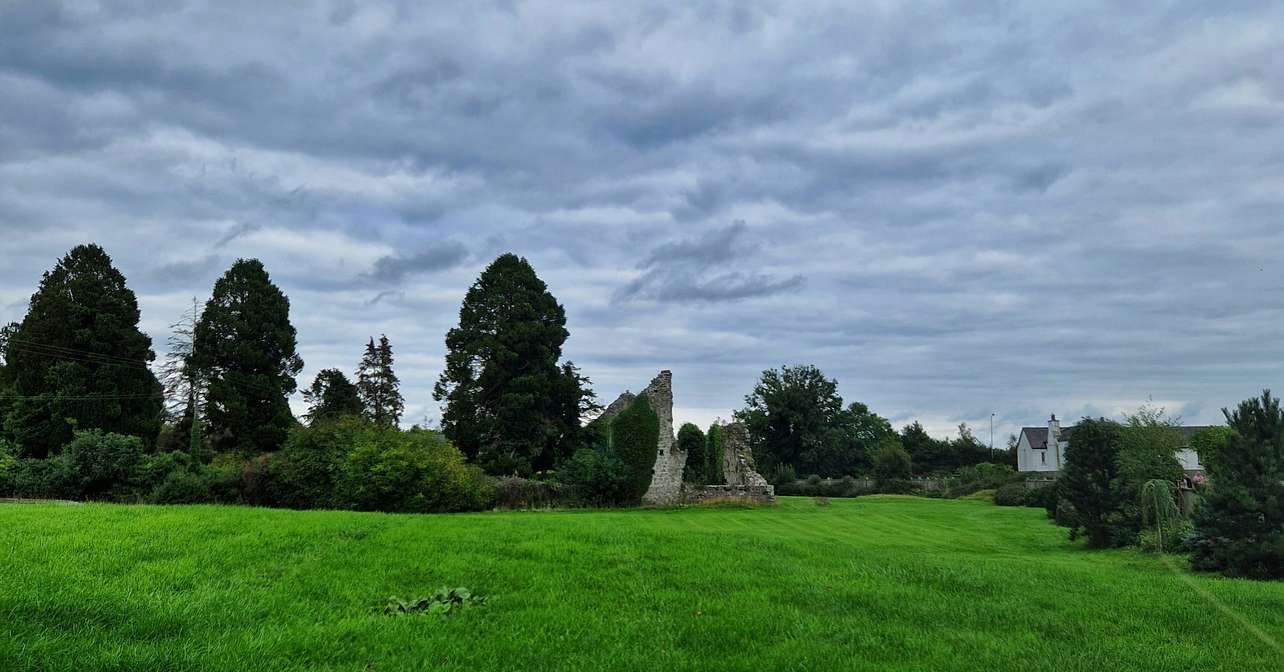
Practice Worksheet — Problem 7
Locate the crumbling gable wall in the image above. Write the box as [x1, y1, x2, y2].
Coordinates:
[596, 370, 683, 505]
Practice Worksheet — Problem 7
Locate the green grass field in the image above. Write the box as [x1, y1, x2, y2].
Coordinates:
[3, 497, 1281, 671]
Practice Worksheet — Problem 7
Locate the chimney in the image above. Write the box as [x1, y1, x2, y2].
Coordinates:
[1049, 413, 1062, 469]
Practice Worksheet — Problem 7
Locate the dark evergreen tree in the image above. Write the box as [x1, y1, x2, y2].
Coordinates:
[303, 368, 363, 424]
[434, 253, 593, 475]
[705, 423, 725, 484]
[734, 365, 844, 476]
[678, 422, 707, 483]
[899, 422, 955, 475]
[356, 335, 404, 428]
[611, 395, 659, 501]
[1190, 391, 1284, 579]
[0, 322, 18, 440]
[2, 245, 162, 457]
[1061, 417, 1124, 548]
[192, 259, 303, 456]
[951, 423, 991, 468]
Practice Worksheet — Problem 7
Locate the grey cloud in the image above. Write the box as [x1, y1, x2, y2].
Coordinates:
[1, 1, 1283, 439]
[618, 223, 805, 303]
[367, 242, 469, 285]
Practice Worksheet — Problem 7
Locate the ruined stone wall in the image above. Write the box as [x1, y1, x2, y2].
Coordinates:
[595, 370, 684, 506]
[684, 484, 776, 505]
[720, 422, 770, 488]
[687, 421, 775, 504]
[639, 371, 681, 505]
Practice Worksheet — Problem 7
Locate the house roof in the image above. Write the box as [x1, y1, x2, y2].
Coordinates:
[1020, 424, 1212, 450]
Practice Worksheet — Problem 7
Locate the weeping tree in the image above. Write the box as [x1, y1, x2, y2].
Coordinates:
[1139, 479, 1181, 553]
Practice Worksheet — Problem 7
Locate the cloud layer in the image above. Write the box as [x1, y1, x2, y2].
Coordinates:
[2, 1, 1282, 440]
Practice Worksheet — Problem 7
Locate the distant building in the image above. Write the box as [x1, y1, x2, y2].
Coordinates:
[1016, 414, 1206, 475]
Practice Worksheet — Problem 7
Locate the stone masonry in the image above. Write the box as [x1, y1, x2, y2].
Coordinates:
[596, 370, 684, 505]
[596, 370, 773, 506]
[689, 421, 775, 504]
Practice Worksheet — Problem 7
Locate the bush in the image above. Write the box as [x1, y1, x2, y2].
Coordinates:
[262, 417, 364, 509]
[1138, 520, 1193, 555]
[993, 483, 1028, 506]
[335, 427, 494, 513]
[494, 477, 563, 509]
[61, 430, 145, 500]
[560, 446, 633, 506]
[610, 396, 659, 502]
[150, 468, 213, 504]
[12, 457, 72, 499]
[769, 464, 796, 486]
[206, 453, 247, 503]
[1024, 482, 1060, 512]
[0, 438, 17, 495]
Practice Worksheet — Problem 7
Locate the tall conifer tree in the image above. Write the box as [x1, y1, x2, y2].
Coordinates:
[434, 253, 594, 475]
[356, 335, 403, 427]
[303, 368, 363, 424]
[192, 259, 302, 456]
[3, 244, 161, 456]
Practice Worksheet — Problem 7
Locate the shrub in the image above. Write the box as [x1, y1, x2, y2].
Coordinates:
[494, 477, 563, 509]
[0, 438, 17, 495]
[960, 488, 995, 502]
[560, 446, 632, 506]
[1024, 482, 1060, 512]
[610, 396, 659, 502]
[207, 452, 248, 504]
[150, 468, 213, 504]
[769, 464, 796, 486]
[12, 456, 72, 499]
[61, 430, 146, 500]
[992, 483, 1028, 506]
[262, 417, 364, 509]
[335, 427, 494, 513]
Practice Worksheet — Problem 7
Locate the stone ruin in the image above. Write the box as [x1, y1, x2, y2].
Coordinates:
[596, 370, 774, 506]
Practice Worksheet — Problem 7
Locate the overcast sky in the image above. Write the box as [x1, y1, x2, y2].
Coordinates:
[3, 1, 1283, 442]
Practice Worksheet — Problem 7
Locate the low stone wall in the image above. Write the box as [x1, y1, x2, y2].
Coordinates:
[685, 484, 776, 505]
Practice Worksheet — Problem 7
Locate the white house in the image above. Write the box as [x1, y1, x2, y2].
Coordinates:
[1016, 414, 1206, 474]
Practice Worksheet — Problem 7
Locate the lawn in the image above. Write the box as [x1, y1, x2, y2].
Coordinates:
[2, 497, 1281, 671]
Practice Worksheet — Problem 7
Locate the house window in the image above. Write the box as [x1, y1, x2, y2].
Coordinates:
[1041, 452, 1046, 465]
